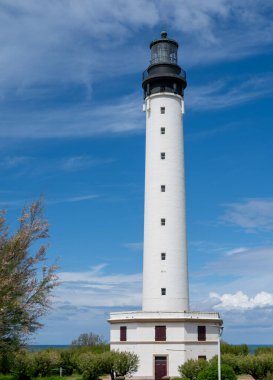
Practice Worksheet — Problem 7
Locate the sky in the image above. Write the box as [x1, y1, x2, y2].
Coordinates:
[1, 0, 273, 345]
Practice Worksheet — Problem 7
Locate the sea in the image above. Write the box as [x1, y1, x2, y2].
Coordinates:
[29, 344, 273, 353]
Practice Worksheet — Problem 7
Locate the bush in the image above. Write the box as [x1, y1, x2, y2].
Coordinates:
[32, 349, 60, 377]
[197, 363, 236, 380]
[178, 359, 208, 380]
[238, 354, 273, 380]
[0, 351, 15, 374]
[209, 353, 244, 375]
[12, 351, 35, 380]
[113, 351, 139, 377]
[76, 352, 104, 380]
[221, 342, 248, 355]
[256, 348, 273, 356]
[60, 349, 75, 375]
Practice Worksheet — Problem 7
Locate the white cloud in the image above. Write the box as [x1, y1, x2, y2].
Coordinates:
[187, 74, 273, 111]
[123, 242, 143, 251]
[0, 93, 143, 139]
[210, 291, 273, 310]
[0, 0, 272, 93]
[48, 194, 99, 204]
[57, 264, 142, 308]
[221, 199, 273, 232]
[61, 156, 114, 171]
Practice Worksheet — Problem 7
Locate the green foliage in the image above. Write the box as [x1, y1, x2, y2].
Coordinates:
[76, 352, 103, 380]
[71, 332, 105, 347]
[238, 354, 273, 380]
[32, 349, 60, 377]
[0, 200, 58, 354]
[0, 375, 13, 380]
[256, 348, 273, 356]
[221, 341, 249, 355]
[12, 350, 35, 380]
[210, 353, 244, 375]
[59, 349, 75, 375]
[0, 351, 16, 374]
[197, 363, 236, 380]
[112, 351, 139, 377]
[76, 350, 139, 380]
[178, 359, 208, 380]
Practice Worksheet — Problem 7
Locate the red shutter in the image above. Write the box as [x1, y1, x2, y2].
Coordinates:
[120, 326, 127, 341]
[198, 326, 206, 341]
[155, 326, 166, 341]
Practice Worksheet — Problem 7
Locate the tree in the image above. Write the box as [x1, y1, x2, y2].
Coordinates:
[71, 332, 105, 347]
[0, 199, 58, 356]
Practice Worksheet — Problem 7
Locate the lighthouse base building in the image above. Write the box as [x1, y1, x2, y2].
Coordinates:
[109, 311, 221, 379]
[109, 32, 222, 380]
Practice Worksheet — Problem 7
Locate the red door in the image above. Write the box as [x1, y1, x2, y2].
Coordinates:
[155, 356, 167, 380]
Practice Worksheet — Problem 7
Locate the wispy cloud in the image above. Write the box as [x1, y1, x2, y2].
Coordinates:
[0, 94, 144, 139]
[187, 74, 273, 111]
[221, 199, 273, 232]
[0, 1, 272, 93]
[123, 242, 143, 251]
[57, 264, 142, 308]
[61, 156, 115, 171]
[0, 194, 99, 208]
[48, 194, 99, 204]
[0, 155, 32, 168]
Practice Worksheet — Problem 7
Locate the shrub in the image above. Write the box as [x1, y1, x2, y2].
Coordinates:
[0, 351, 15, 374]
[76, 352, 104, 380]
[256, 348, 273, 356]
[221, 342, 248, 355]
[197, 363, 236, 380]
[178, 359, 208, 380]
[238, 354, 273, 380]
[60, 349, 75, 375]
[209, 353, 244, 375]
[113, 351, 139, 377]
[32, 349, 60, 377]
[12, 351, 35, 380]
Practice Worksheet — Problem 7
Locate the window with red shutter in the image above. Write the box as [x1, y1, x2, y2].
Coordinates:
[120, 326, 127, 341]
[198, 326, 206, 341]
[155, 325, 166, 341]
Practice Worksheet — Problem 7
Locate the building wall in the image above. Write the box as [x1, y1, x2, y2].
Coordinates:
[110, 314, 221, 379]
[142, 93, 189, 312]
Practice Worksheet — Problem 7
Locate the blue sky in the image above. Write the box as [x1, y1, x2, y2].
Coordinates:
[1, 0, 273, 345]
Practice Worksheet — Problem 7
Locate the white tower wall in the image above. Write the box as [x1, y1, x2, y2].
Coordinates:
[142, 92, 189, 312]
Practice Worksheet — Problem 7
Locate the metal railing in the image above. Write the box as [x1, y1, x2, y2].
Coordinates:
[142, 68, 186, 81]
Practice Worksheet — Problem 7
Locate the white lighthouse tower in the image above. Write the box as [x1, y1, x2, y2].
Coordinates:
[109, 32, 222, 380]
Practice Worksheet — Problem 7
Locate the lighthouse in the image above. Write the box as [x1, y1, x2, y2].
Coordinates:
[109, 32, 222, 380]
[142, 31, 188, 313]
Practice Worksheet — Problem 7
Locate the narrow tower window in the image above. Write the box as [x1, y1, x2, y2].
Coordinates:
[120, 326, 127, 341]
[161, 185, 166, 192]
[160, 107, 165, 114]
[161, 288, 166, 295]
[161, 218, 166, 226]
[198, 326, 206, 341]
[161, 152, 165, 160]
[155, 326, 166, 341]
[161, 253, 166, 260]
[161, 127, 165, 135]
